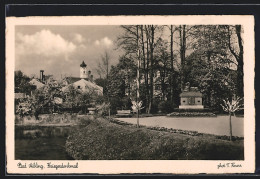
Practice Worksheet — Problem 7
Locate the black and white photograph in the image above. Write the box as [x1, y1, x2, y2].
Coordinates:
[6, 16, 255, 174]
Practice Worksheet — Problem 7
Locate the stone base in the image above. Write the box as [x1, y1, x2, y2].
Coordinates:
[179, 105, 204, 109]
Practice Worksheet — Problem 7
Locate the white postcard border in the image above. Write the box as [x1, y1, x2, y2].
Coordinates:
[6, 15, 255, 174]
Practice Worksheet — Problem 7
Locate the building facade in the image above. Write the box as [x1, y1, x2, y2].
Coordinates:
[62, 61, 103, 95]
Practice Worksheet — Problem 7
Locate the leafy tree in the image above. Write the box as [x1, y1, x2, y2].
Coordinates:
[29, 80, 64, 118]
[105, 56, 137, 113]
[16, 98, 32, 118]
[114, 24, 242, 114]
[15, 70, 36, 95]
[63, 85, 79, 114]
[94, 78, 107, 89]
[153, 38, 171, 100]
[184, 50, 236, 111]
[28, 89, 47, 120]
[63, 85, 99, 114]
[184, 25, 239, 110]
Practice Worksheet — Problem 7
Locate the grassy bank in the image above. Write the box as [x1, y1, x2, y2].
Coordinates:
[65, 117, 244, 160]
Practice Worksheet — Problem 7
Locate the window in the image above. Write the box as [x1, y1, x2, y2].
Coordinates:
[183, 100, 185, 103]
[78, 86, 81, 89]
[198, 100, 200, 103]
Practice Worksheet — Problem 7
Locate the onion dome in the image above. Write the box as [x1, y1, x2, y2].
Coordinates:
[80, 61, 87, 67]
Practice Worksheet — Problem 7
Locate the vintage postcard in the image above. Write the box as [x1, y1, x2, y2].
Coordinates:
[6, 15, 255, 174]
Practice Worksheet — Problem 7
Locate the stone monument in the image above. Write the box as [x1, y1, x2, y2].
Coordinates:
[179, 82, 204, 109]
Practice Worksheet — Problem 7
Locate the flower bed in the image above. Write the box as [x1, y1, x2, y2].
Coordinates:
[173, 108, 213, 112]
[167, 112, 216, 117]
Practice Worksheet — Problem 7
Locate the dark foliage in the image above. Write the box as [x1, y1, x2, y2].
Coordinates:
[15, 70, 36, 95]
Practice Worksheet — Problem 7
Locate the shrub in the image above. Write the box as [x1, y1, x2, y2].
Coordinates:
[109, 97, 123, 114]
[121, 97, 132, 110]
[96, 103, 110, 117]
[94, 95, 106, 105]
[158, 101, 175, 113]
[78, 116, 94, 126]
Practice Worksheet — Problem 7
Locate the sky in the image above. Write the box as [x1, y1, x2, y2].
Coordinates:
[15, 25, 124, 80]
[15, 25, 238, 80]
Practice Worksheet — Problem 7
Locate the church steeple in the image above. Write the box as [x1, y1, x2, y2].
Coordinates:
[80, 61, 87, 68]
[80, 61, 87, 78]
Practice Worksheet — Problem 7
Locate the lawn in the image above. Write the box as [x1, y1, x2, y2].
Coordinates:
[116, 115, 244, 137]
[65, 117, 244, 160]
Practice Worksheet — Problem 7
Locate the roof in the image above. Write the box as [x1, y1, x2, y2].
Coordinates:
[29, 79, 45, 88]
[180, 91, 202, 97]
[73, 79, 103, 92]
[64, 77, 88, 84]
[44, 75, 53, 81]
[62, 79, 103, 94]
[80, 61, 87, 67]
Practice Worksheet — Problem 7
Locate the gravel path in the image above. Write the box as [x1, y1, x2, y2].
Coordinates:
[116, 115, 244, 137]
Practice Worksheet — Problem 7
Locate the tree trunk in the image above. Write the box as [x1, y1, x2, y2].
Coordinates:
[145, 40, 150, 114]
[227, 25, 244, 98]
[145, 25, 150, 114]
[229, 112, 233, 141]
[170, 25, 174, 103]
[179, 25, 186, 90]
[141, 25, 149, 114]
[136, 25, 140, 128]
[235, 25, 244, 98]
[34, 109, 39, 120]
[148, 25, 155, 114]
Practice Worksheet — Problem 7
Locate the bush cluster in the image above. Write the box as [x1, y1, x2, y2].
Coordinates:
[158, 101, 175, 113]
[151, 100, 176, 114]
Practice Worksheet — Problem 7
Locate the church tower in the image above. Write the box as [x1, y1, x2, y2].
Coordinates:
[80, 61, 87, 78]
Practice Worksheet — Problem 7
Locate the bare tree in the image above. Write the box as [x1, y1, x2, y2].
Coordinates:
[221, 97, 243, 141]
[96, 50, 111, 80]
[117, 25, 165, 114]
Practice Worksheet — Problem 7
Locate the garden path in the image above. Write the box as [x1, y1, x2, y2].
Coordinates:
[116, 115, 244, 137]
